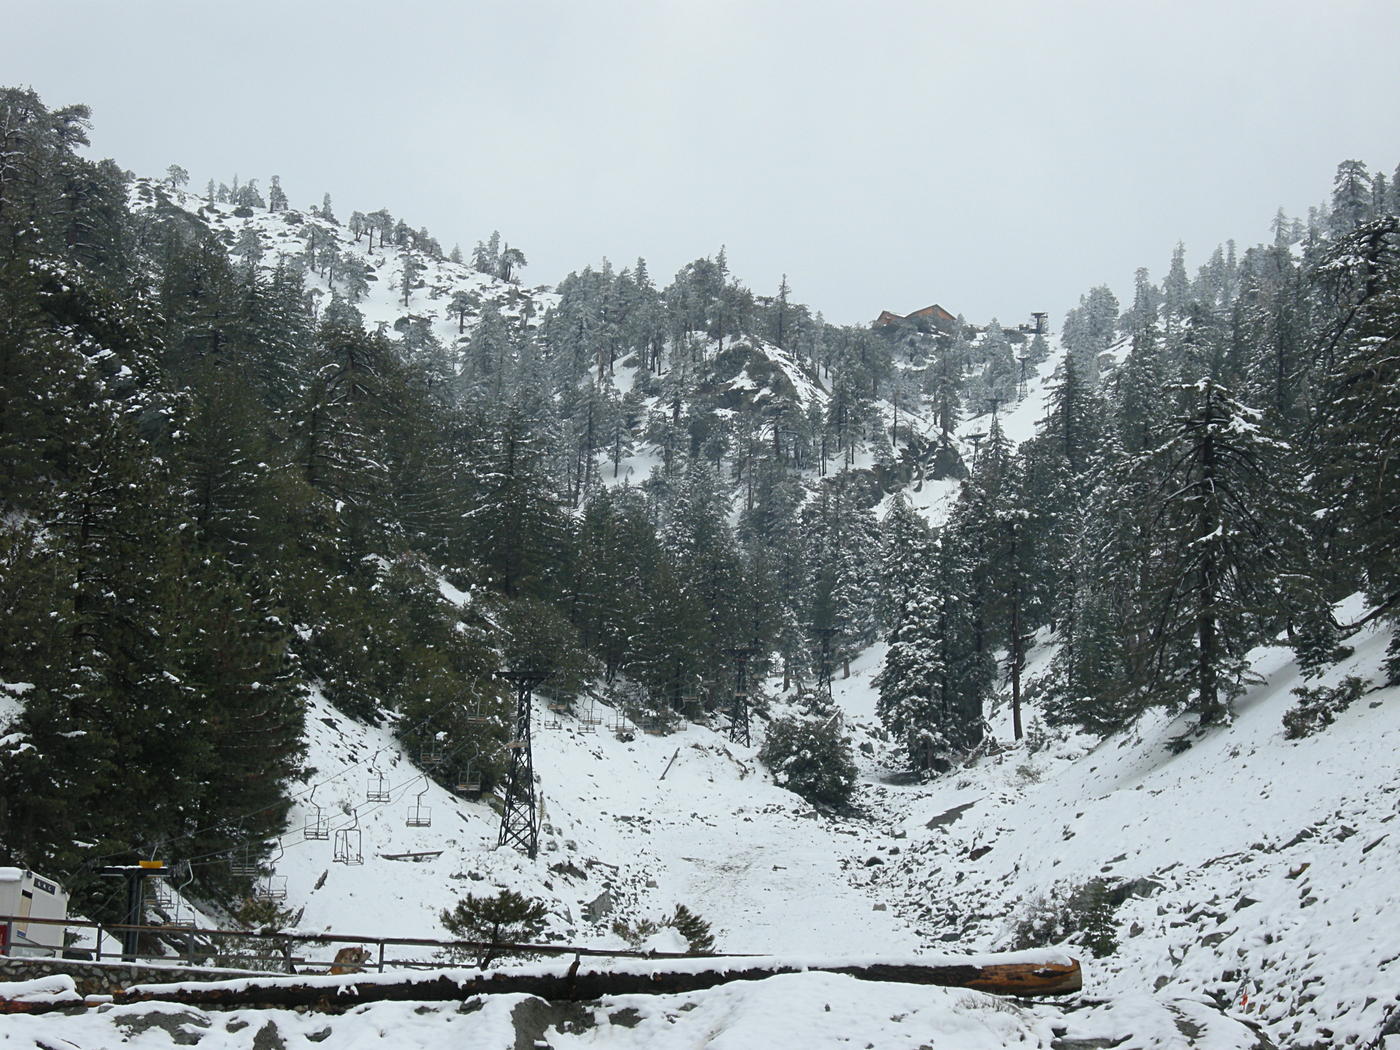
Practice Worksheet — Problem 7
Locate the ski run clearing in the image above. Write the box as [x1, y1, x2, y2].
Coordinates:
[5, 608, 1397, 1048]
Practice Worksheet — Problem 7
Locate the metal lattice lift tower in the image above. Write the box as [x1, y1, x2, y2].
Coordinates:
[810, 625, 838, 703]
[496, 669, 549, 859]
[723, 647, 755, 747]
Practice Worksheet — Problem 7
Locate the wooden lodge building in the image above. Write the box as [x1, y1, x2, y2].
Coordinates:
[875, 304, 1048, 339]
[874, 303, 958, 333]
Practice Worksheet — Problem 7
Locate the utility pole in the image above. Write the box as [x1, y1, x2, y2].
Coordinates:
[99, 861, 168, 961]
[723, 647, 755, 747]
[495, 669, 549, 859]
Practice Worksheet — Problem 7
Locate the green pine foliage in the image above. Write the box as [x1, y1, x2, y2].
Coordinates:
[1282, 676, 1368, 739]
[439, 889, 551, 969]
[667, 904, 716, 954]
[875, 526, 991, 770]
[758, 712, 858, 807]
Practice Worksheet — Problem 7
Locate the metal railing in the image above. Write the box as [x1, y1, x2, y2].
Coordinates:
[0, 914, 723, 975]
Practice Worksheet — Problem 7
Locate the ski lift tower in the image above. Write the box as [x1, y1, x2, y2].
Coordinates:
[723, 647, 756, 747]
[495, 668, 550, 859]
[966, 432, 987, 472]
[809, 625, 839, 704]
[99, 861, 168, 961]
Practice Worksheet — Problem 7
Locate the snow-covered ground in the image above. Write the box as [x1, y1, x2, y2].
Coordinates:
[0, 976, 1059, 1049]
[14, 601, 1396, 1047]
[834, 609, 1400, 1048]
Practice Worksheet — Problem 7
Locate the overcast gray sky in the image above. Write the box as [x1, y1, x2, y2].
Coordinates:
[12, 0, 1400, 326]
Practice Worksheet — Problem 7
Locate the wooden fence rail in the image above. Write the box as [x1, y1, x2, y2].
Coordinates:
[0, 913, 709, 974]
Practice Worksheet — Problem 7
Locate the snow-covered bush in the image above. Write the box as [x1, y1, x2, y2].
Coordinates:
[1005, 878, 1119, 959]
[611, 903, 715, 954]
[759, 712, 858, 808]
[667, 904, 715, 953]
[1282, 675, 1367, 739]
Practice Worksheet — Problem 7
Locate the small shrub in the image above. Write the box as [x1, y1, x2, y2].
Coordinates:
[1291, 615, 1354, 679]
[668, 904, 715, 954]
[610, 904, 715, 954]
[440, 889, 550, 969]
[1005, 878, 1119, 959]
[1282, 676, 1367, 739]
[759, 712, 858, 807]
[216, 900, 303, 972]
[610, 916, 661, 946]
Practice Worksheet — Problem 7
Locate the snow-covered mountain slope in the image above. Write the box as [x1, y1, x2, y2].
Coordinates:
[78, 185, 1396, 1048]
[77, 601, 1386, 1049]
[134, 179, 557, 351]
[263, 685, 923, 958]
[11, 593, 1395, 1048]
[830, 610, 1400, 1048]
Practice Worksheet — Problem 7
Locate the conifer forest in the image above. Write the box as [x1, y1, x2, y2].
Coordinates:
[2, 84, 1399, 1047]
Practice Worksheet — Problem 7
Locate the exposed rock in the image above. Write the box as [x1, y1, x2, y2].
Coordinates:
[251, 1020, 286, 1050]
[509, 996, 595, 1049]
[115, 1005, 212, 1045]
[584, 890, 614, 922]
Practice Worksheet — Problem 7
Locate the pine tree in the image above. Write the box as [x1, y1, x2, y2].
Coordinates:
[1330, 160, 1373, 235]
[878, 493, 932, 630]
[875, 527, 989, 770]
[401, 251, 424, 307]
[1134, 379, 1288, 724]
[1309, 216, 1400, 664]
[1163, 242, 1190, 337]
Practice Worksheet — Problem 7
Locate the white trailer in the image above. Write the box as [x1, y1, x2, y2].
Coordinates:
[0, 867, 69, 956]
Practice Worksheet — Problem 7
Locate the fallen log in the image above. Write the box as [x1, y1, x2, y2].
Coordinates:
[113, 952, 1081, 1012]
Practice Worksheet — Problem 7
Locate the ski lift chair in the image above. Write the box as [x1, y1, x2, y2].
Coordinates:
[366, 750, 391, 803]
[464, 698, 493, 725]
[333, 810, 364, 865]
[455, 765, 484, 799]
[168, 863, 197, 928]
[229, 843, 261, 877]
[254, 875, 289, 902]
[303, 786, 330, 841]
[255, 840, 287, 899]
[406, 780, 432, 828]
